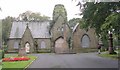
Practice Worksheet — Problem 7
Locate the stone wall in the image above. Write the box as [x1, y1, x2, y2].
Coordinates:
[7, 39, 21, 52]
[87, 28, 98, 48]
[51, 16, 65, 41]
[73, 26, 98, 53]
[36, 38, 51, 50]
[73, 28, 85, 52]
[50, 15, 71, 53]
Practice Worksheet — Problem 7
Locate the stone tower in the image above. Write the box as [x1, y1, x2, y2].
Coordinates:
[50, 4, 71, 53]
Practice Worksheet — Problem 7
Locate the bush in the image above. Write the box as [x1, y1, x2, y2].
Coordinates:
[2, 49, 5, 58]
[0, 49, 5, 58]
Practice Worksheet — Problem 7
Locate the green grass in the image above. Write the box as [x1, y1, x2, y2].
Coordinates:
[0, 50, 2, 60]
[4, 54, 17, 58]
[2, 54, 37, 70]
[37, 49, 51, 53]
[98, 51, 119, 60]
[0, 50, 2, 70]
[75, 48, 98, 53]
[0, 59, 2, 70]
[0, 65, 2, 70]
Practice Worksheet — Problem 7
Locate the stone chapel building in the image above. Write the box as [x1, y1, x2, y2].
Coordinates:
[7, 4, 98, 53]
[72, 23, 98, 53]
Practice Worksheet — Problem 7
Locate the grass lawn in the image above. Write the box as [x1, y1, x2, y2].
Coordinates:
[0, 65, 2, 70]
[0, 50, 2, 70]
[0, 59, 2, 70]
[75, 48, 98, 53]
[2, 54, 37, 70]
[98, 51, 119, 60]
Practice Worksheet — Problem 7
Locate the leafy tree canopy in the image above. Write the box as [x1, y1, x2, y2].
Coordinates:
[68, 18, 80, 28]
[2, 16, 14, 45]
[75, 1, 120, 47]
[82, 2, 120, 36]
[68, 18, 86, 30]
[53, 4, 67, 21]
[18, 11, 50, 21]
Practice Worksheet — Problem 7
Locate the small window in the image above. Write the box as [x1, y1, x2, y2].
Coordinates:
[14, 41, 19, 49]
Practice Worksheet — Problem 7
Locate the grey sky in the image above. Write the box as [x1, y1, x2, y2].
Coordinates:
[0, 0, 82, 20]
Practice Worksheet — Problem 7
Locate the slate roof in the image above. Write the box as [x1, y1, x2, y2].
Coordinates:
[73, 23, 79, 33]
[9, 21, 51, 38]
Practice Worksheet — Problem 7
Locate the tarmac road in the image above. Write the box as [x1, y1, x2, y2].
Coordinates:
[27, 53, 118, 68]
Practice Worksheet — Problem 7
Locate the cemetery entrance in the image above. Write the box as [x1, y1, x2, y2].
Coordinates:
[55, 37, 68, 53]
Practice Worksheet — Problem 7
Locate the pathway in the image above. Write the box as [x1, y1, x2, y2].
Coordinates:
[27, 53, 118, 68]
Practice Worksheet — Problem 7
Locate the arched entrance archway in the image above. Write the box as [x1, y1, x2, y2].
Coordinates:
[81, 34, 90, 48]
[55, 37, 68, 53]
[25, 42, 30, 53]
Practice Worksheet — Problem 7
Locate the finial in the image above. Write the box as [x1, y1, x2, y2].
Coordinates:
[26, 23, 29, 27]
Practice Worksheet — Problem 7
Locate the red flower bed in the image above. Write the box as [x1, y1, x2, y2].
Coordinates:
[3, 57, 30, 62]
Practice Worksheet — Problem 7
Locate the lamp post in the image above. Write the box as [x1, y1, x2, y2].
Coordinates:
[108, 30, 116, 54]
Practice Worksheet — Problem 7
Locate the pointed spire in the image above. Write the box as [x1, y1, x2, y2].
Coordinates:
[26, 23, 29, 28]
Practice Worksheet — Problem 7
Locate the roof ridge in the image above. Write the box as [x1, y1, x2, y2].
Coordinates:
[73, 23, 80, 33]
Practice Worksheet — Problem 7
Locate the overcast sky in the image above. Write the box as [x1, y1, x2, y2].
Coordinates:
[0, 0, 83, 20]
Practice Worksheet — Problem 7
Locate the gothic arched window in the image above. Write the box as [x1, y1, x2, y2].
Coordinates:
[81, 34, 90, 48]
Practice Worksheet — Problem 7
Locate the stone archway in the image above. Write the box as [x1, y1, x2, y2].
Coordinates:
[55, 37, 68, 53]
[25, 42, 30, 53]
[81, 34, 90, 48]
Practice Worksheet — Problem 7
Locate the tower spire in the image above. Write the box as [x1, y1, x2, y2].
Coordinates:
[26, 23, 29, 28]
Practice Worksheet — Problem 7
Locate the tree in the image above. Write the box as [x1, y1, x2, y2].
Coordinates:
[68, 18, 80, 28]
[18, 11, 50, 21]
[0, 20, 2, 49]
[68, 18, 86, 29]
[2, 16, 13, 45]
[101, 12, 120, 46]
[79, 2, 120, 53]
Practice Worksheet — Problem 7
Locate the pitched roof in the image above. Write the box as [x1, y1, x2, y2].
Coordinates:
[9, 21, 51, 38]
[50, 14, 68, 31]
[73, 23, 80, 33]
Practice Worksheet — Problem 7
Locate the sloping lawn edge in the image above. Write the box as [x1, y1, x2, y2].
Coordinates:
[98, 51, 119, 60]
[24, 56, 37, 69]
[2, 56, 37, 70]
